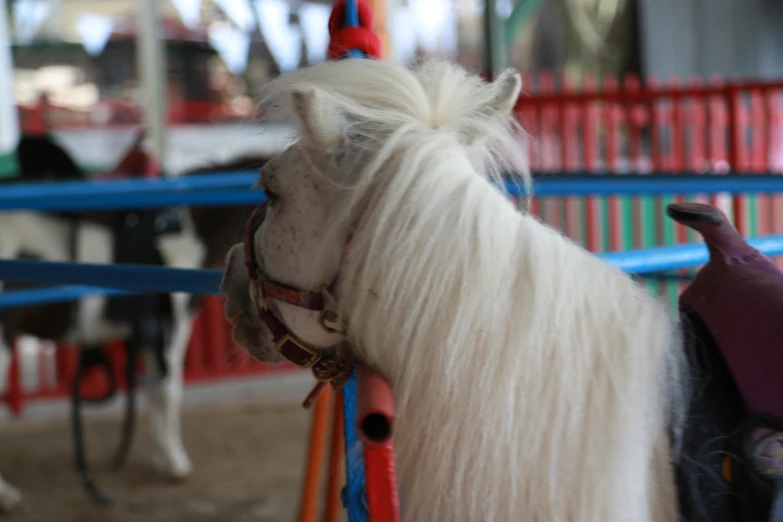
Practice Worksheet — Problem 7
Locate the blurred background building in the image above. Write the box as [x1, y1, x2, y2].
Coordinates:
[2, 0, 782, 174]
[7, 0, 643, 111]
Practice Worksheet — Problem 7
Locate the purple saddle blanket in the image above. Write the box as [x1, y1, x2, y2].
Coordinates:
[669, 202, 783, 418]
[669, 202, 783, 522]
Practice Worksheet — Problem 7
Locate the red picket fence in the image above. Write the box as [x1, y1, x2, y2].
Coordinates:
[514, 74, 783, 250]
[514, 74, 783, 307]
[4, 73, 783, 417]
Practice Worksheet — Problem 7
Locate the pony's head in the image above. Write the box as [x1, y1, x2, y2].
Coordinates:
[220, 58, 528, 366]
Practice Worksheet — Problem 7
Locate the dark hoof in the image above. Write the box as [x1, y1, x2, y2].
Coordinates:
[666, 202, 725, 225]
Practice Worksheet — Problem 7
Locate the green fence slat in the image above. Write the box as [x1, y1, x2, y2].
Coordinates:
[0, 152, 18, 178]
[661, 195, 679, 308]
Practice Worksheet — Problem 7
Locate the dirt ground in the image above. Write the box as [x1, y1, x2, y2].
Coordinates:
[0, 401, 319, 522]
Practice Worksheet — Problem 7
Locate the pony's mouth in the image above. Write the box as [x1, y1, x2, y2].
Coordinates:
[245, 343, 286, 365]
[229, 315, 286, 365]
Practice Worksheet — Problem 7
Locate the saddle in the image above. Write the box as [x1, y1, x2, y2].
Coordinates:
[669, 202, 783, 522]
[93, 129, 160, 181]
[99, 128, 182, 339]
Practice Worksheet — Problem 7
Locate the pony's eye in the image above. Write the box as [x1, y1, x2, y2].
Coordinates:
[265, 189, 280, 204]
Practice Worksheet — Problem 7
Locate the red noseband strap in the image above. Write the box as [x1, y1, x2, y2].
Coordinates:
[243, 203, 266, 281]
[262, 280, 325, 311]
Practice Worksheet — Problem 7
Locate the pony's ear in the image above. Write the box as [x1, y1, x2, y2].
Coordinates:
[488, 68, 523, 117]
[461, 68, 523, 146]
[290, 86, 344, 152]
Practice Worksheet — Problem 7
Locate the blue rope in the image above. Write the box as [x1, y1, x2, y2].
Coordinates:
[520, 173, 783, 196]
[0, 190, 265, 211]
[0, 259, 223, 295]
[337, 2, 370, 520]
[0, 172, 258, 199]
[0, 269, 699, 309]
[5, 173, 783, 212]
[344, 0, 360, 26]
[1, 235, 783, 310]
[341, 0, 365, 60]
[341, 369, 368, 522]
[603, 234, 783, 272]
[0, 285, 135, 309]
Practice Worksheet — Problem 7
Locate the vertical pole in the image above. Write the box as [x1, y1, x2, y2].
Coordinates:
[47, 0, 64, 39]
[483, 0, 506, 79]
[726, 84, 746, 231]
[504, 0, 544, 48]
[324, 389, 345, 522]
[356, 366, 400, 522]
[0, 0, 20, 177]
[368, 0, 390, 59]
[136, 0, 167, 172]
[298, 387, 333, 522]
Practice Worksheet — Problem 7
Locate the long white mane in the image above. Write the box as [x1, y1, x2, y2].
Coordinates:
[260, 59, 686, 522]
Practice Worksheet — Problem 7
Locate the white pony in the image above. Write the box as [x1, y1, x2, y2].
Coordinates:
[221, 58, 687, 521]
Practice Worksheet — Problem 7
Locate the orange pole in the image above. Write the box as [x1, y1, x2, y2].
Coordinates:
[298, 385, 333, 522]
[324, 389, 345, 522]
[369, 0, 390, 59]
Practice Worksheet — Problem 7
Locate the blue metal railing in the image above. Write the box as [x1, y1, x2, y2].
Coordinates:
[0, 233, 782, 309]
[4, 172, 783, 211]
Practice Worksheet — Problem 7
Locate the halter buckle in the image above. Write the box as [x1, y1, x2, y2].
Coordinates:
[274, 334, 321, 369]
[250, 279, 271, 313]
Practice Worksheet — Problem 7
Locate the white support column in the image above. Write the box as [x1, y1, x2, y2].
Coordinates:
[48, 0, 64, 39]
[0, 0, 20, 174]
[136, 0, 168, 171]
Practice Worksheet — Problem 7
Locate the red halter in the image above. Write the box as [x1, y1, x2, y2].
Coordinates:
[242, 203, 353, 406]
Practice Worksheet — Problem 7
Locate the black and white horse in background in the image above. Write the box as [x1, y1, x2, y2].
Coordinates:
[0, 133, 268, 509]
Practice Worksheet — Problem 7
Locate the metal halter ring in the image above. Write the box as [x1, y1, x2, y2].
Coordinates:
[319, 309, 346, 335]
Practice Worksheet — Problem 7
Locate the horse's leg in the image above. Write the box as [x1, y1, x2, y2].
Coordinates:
[147, 222, 205, 479]
[0, 473, 22, 512]
[0, 326, 22, 511]
[144, 293, 192, 479]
